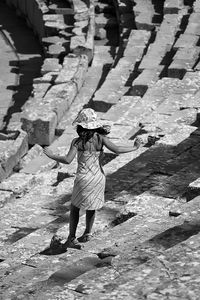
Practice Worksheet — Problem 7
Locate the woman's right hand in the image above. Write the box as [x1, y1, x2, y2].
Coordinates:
[134, 137, 143, 148]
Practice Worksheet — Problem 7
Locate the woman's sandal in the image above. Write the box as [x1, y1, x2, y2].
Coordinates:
[77, 233, 92, 243]
[62, 237, 82, 250]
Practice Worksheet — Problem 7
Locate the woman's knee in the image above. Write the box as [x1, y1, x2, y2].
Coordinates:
[71, 204, 80, 213]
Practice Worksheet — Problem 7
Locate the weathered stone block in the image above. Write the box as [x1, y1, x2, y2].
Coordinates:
[72, 0, 89, 13]
[55, 55, 81, 84]
[173, 47, 200, 61]
[19, 144, 43, 170]
[139, 56, 162, 70]
[189, 12, 200, 24]
[168, 60, 194, 79]
[123, 45, 145, 58]
[41, 58, 61, 75]
[0, 173, 36, 194]
[131, 67, 163, 96]
[164, 0, 184, 14]
[44, 81, 77, 107]
[95, 27, 106, 40]
[135, 13, 155, 31]
[21, 108, 57, 145]
[194, 1, 200, 12]
[0, 190, 13, 208]
[185, 23, 200, 36]
[127, 29, 151, 46]
[0, 130, 28, 180]
[72, 55, 88, 90]
[174, 34, 199, 49]
[42, 36, 66, 46]
[33, 72, 59, 84]
[74, 10, 90, 21]
[70, 35, 86, 50]
[33, 83, 51, 98]
[103, 96, 140, 123]
[47, 44, 66, 58]
[44, 14, 67, 34]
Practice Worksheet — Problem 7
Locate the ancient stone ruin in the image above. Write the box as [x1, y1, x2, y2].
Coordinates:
[1, 0, 200, 298]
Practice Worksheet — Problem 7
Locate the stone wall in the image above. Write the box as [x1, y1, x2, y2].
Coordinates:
[0, 0, 96, 183]
[5, 0, 95, 146]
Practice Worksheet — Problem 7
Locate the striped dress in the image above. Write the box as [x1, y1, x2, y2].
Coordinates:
[71, 133, 106, 210]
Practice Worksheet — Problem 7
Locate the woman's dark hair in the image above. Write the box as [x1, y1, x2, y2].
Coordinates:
[76, 125, 108, 149]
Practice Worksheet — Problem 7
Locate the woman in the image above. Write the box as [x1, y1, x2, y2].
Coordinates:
[44, 108, 142, 249]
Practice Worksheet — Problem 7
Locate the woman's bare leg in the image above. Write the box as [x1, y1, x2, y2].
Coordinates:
[68, 204, 80, 239]
[85, 209, 95, 234]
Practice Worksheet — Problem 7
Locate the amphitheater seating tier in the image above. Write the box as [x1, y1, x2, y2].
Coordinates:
[1, 1, 200, 298]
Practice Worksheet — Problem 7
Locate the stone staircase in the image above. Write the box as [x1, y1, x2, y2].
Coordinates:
[1, 0, 200, 299]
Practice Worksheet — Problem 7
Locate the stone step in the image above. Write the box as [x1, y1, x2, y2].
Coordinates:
[2, 178, 199, 297]
[133, 0, 156, 31]
[164, 0, 184, 14]
[130, 66, 164, 96]
[1, 115, 200, 296]
[0, 249, 94, 299]
[126, 71, 200, 137]
[79, 220, 200, 299]
[56, 45, 115, 134]
[173, 33, 199, 50]
[22, 198, 200, 298]
[168, 60, 196, 79]
[92, 30, 151, 111]
[44, 14, 68, 32]
[181, 89, 200, 109]
[19, 130, 76, 174]
[149, 156, 200, 199]
[101, 95, 141, 124]
[138, 10, 187, 71]
[141, 108, 197, 132]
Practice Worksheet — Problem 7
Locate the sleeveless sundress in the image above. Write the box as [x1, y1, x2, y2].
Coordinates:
[71, 134, 106, 210]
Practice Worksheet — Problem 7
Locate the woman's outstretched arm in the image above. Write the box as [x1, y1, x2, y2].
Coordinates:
[102, 136, 142, 154]
[43, 139, 77, 164]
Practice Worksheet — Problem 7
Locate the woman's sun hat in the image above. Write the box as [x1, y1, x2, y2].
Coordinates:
[72, 108, 111, 132]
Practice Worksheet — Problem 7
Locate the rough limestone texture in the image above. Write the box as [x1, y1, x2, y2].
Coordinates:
[21, 108, 57, 146]
[71, 0, 95, 63]
[41, 58, 62, 75]
[0, 130, 28, 182]
[21, 80, 78, 145]
[2, 1, 200, 299]
[55, 54, 88, 89]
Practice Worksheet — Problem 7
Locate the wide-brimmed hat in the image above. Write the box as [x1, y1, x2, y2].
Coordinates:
[72, 108, 111, 131]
